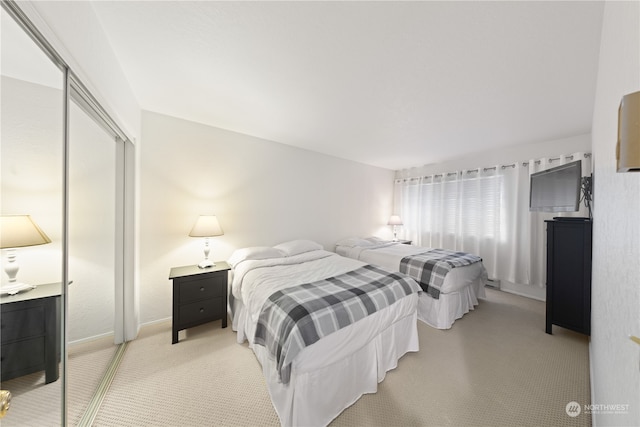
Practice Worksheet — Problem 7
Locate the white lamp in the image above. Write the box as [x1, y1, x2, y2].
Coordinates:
[1, 215, 51, 294]
[189, 215, 224, 268]
[387, 215, 403, 241]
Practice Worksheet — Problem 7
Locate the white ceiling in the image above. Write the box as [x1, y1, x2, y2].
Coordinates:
[1, 12, 63, 90]
[89, 1, 604, 170]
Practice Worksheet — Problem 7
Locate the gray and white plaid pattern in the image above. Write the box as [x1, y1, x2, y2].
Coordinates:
[253, 264, 420, 385]
[400, 249, 482, 299]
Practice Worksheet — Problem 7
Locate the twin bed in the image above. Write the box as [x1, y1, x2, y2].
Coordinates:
[335, 237, 487, 330]
[228, 240, 421, 426]
[227, 238, 487, 426]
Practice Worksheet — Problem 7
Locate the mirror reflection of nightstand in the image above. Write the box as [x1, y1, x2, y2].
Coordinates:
[0, 282, 61, 384]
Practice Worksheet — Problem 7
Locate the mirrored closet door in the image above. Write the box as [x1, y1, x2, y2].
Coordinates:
[0, 7, 65, 425]
[1, 3, 134, 425]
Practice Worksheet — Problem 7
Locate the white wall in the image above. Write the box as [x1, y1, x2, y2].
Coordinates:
[67, 101, 117, 343]
[139, 111, 395, 324]
[590, 2, 640, 426]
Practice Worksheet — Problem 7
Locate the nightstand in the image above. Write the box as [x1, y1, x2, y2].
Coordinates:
[396, 239, 412, 245]
[169, 262, 230, 344]
[0, 283, 61, 383]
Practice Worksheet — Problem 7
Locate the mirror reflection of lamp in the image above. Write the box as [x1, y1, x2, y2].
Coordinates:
[189, 215, 224, 269]
[0, 215, 51, 294]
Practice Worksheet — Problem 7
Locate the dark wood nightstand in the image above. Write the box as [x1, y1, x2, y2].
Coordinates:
[169, 262, 230, 344]
[396, 239, 412, 245]
[0, 283, 61, 383]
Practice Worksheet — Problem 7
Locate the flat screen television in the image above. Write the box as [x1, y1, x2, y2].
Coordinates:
[529, 160, 582, 212]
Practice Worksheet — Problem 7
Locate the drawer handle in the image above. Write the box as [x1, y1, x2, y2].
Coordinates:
[199, 308, 204, 313]
[200, 287, 205, 292]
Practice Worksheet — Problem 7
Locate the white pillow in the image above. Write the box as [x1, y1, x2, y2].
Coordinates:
[335, 237, 373, 248]
[365, 236, 387, 244]
[274, 239, 323, 256]
[228, 246, 286, 268]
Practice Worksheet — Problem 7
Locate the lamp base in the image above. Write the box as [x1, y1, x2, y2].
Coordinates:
[197, 260, 215, 269]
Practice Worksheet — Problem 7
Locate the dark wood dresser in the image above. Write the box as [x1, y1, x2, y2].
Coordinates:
[1, 283, 61, 383]
[169, 262, 230, 344]
[545, 219, 592, 336]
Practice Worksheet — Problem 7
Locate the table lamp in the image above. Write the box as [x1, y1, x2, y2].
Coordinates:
[189, 215, 224, 268]
[387, 215, 403, 241]
[1, 215, 51, 294]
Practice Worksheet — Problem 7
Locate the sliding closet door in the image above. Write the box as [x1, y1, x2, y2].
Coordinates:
[0, 8, 65, 425]
[65, 100, 120, 424]
[2, 2, 136, 424]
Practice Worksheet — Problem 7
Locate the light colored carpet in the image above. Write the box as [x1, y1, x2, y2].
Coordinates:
[0, 335, 118, 426]
[92, 288, 591, 427]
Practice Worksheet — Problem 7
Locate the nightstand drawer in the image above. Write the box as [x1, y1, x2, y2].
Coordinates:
[179, 275, 224, 304]
[1, 305, 46, 343]
[1, 337, 46, 376]
[179, 297, 223, 325]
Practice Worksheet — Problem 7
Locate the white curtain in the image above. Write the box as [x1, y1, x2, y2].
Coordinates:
[394, 152, 591, 287]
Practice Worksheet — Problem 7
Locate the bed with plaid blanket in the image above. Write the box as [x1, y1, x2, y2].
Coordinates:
[400, 249, 482, 299]
[253, 264, 420, 385]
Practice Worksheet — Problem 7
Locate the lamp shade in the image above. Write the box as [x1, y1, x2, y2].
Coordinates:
[387, 215, 403, 226]
[189, 215, 224, 237]
[1, 215, 51, 249]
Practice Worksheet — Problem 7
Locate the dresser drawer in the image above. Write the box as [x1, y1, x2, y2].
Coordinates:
[178, 297, 223, 325]
[178, 275, 224, 304]
[1, 337, 46, 377]
[1, 304, 46, 343]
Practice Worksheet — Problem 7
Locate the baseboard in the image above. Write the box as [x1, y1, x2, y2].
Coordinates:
[139, 316, 172, 328]
[497, 280, 546, 301]
[69, 331, 115, 347]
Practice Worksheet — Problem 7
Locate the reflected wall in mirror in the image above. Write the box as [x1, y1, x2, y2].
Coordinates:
[0, 8, 65, 425]
[65, 99, 120, 425]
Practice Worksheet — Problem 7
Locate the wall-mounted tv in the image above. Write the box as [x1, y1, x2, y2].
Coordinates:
[529, 160, 582, 212]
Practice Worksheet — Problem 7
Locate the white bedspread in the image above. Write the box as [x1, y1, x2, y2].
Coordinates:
[231, 249, 420, 426]
[232, 250, 365, 322]
[336, 242, 485, 294]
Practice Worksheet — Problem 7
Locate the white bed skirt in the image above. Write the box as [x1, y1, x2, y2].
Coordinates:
[418, 279, 486, 329]
[231, 294, 419, 427]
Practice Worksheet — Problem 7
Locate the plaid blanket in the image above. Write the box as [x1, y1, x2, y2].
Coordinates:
[253, 264, 420, 385]
[400, 249, 482, 299]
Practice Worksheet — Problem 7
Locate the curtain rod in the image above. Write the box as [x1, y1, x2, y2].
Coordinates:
[395, 153, 592, 183]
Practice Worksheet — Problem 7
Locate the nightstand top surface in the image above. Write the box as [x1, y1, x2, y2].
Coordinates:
[1, 282, 62, 304]
[169, 261, 230, 279]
